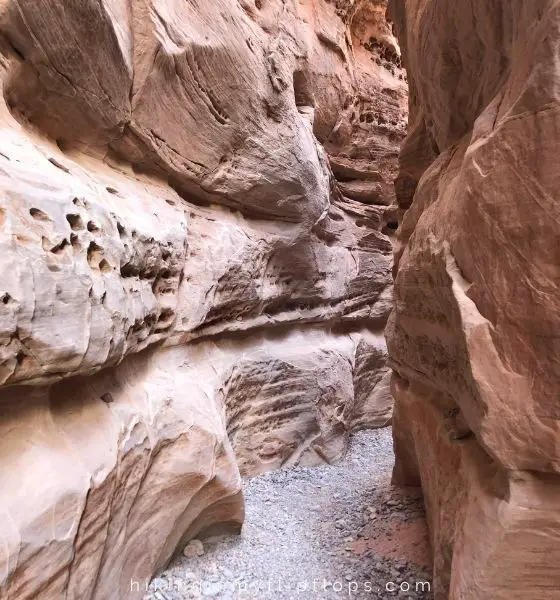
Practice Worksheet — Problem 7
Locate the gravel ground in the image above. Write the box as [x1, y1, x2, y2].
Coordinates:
[144, 428, 433, 600]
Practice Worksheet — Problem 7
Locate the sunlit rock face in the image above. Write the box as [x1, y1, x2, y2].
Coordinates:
[0, 0, 406, 597]
[387, 1, 560, 598]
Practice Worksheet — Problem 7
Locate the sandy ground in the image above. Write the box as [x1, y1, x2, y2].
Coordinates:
[144, 428, 433, 600]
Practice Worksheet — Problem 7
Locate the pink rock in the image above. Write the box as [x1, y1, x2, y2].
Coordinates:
[387, 0, 560, 597]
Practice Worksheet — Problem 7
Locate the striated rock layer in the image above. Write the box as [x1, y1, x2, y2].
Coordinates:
[387, 1, 560, 598]
[0, 0, 406, 598]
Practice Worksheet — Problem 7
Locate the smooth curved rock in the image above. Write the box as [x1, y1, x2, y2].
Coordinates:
[0, 347, 243, 600]
[387, 1, 560, 598]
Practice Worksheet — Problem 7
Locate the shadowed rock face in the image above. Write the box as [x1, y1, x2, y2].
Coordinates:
[0, 0, 406, 597]
[387, 1, 560, 598]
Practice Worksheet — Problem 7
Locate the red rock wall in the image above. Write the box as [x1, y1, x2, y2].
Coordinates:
[387, 1, 560, 598]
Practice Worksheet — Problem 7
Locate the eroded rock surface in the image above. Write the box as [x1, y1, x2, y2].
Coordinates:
[0, 0, 406, 598]
[387, 1, 560, 598]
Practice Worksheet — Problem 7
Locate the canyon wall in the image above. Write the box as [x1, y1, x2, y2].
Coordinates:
[0, 1, 406, 598]
[387, 1, 560, 598]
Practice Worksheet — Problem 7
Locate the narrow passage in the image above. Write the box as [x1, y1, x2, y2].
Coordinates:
[146, 429, 433, 600]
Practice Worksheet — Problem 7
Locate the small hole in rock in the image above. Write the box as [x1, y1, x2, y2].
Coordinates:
[50, 239, 70, 254]
[106, 186, 119, 195]
[100, 392, 114, 404]
[29, 208, 50, 221]
[158, 308, 175, 323]
[66, 214, 84, 230]
[99, 259, 112, 273]
[386, 221, 398, 231]
[142, 268, 157, 280]
[87, 241, 103, 261]
[120, 263, 137, 277]
[87, 221, 100, 232]
[70, 233, 80, 249]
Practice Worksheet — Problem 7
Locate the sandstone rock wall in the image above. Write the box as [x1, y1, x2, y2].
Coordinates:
[387, 1, 560, 598]
[0, 1, 406, 597]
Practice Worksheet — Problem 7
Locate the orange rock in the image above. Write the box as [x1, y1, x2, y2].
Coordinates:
[387, 0, 560, 597]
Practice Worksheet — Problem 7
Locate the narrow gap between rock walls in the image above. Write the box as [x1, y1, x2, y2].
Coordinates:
[144, 429, 433, 600]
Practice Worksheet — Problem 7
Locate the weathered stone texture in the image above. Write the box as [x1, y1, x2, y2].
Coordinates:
[0, 1, 406, 597]
[387, 1, 560, 598]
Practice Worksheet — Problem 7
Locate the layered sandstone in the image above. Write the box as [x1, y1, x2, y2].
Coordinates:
[0, 1, 406, 598]
[387, 1, 560, 598]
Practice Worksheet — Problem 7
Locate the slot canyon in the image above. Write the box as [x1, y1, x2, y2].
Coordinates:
[0, 1, 558, 599]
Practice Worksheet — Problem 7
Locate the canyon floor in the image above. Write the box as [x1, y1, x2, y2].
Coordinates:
[144, 429, 433, 600]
